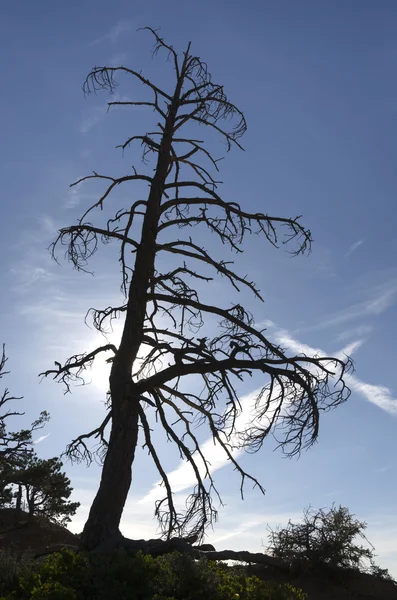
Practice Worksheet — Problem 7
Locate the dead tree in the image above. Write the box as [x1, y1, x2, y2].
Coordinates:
[41, 28, 352, 551]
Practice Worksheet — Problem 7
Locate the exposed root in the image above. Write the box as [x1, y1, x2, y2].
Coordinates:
[37, 535, 287, 572]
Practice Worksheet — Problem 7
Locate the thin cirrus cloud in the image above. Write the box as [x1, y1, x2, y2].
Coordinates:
[64, 183, 82, 208]
[211, 519, 267, 545]
[344, 375, 397, 415]
[345, 239, 365, 258]
[80, 106, 107, 134]
[300, 278, 397, 333]
[33, 433, 51, 445]
[210, 509, 304, 547]
[108, 53, 128, 67]
[335, 324, 373, 342]
[10, 264, 54, 293]
[274, 330, 397, 416]
[87, 20, 133, 47]
[63, 181, 98, 209]
[79, 93, 142, 135]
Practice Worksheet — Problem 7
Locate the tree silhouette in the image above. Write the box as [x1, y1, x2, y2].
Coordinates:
[6, 454, 80, 526]
[267, 505, 379, 574]
[0, 344, 49, 507]
[41, 28, 352, 551]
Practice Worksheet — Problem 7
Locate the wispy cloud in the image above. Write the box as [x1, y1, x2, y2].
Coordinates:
[210, 507, 304, 548]
[10, 264, 54, 293]
[335, 339, 365, 360]
[211, 518, 269, 545]
[274, 329, 397, 416]
[33, 433, 51, 445]
[108, 21, 132, 43]
[10, 214, 59, 251]
[19, 300, 83, 326]
[63, 180, 100, 209]
[36, 215, 58, 236]
[64, 185, 81, 208]
[9, 222, 58, 292]
[345, 239, 364, 258]
[64, 181, 84, 208]
[7, 217, 62, 305]
[79, 93, 137, 135]
[108, 53, 127, 67]
[364, 283, 397, 315]
[300, 278, 397, 332]
[344, 375, 397, 415]
[375, 464, 393, 474]
[80, 105, 107, 134]
[335, 324, 373, 342]
[87, 20, 133, 47]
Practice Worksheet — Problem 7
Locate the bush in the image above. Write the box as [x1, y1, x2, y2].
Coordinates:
[267, 504, 392, 579]
[7, 548, 306, 600]
[0, 549, 36, 596]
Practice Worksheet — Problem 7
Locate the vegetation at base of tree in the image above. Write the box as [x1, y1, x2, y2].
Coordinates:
[267, 504, 394, 581]
[0, 549, 307, 600]
[0, 549, 36, 596]
[0, 507, 393, 599]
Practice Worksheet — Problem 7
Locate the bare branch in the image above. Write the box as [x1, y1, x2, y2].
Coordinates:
[108, 101, 167, 120]
[138, 403, 180, 539]
[40, 344, 117, 393]
[157, 239, 263, 299]
[83, 65, 172, 101]
[64, 412, 111, 465]
[140, 26, 181, 80]
[71, 172, 152, 222]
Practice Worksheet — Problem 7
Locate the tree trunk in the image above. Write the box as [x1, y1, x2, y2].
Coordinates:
[79, 394, 140, 550]
[15, 484, 22, 519]
[79, 88, 182, 551]
[27, 488, 35, 521]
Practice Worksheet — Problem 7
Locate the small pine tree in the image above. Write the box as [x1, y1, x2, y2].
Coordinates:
[7, 455, 80, 526]
[0, 344, 49, 510]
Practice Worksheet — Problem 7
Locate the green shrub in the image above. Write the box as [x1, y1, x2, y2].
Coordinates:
[11, 549, 306, 600]
[0, 548, 36, 596]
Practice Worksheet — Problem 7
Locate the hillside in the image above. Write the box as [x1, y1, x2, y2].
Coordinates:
[0, 508, 78, 555]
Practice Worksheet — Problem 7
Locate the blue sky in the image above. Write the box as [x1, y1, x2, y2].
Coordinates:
[1, 0, 397, 575]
